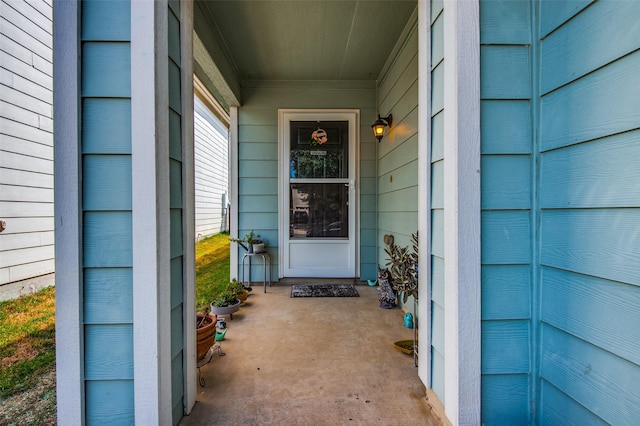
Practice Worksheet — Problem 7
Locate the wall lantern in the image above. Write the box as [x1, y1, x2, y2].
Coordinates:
[371, 114, 393, 142]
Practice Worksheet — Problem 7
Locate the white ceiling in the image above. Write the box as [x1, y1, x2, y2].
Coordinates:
[196, 0, 417, 82]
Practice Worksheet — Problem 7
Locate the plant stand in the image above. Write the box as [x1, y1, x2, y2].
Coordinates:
[413, 298, 418, 368]
[197, 342, 225, 387]
[241, 251, 271, 293]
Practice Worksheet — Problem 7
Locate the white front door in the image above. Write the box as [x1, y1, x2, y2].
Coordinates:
[279, 110, 358, 277]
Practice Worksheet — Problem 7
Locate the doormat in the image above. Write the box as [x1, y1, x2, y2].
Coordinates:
[290, 284, 359, 298]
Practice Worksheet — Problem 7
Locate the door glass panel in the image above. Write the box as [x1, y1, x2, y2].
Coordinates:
[289, 121, 348, 179]
[289, 183, 349, 239]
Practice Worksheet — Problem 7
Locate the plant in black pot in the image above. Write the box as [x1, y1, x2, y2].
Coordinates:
[229, 230, 266, 253]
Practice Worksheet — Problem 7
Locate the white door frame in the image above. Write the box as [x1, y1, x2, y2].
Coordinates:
[278, 109, 360, 278]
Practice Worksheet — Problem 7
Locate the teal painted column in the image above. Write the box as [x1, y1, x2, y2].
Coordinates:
[54, 1, 195, 424]
[81, 0, 136, 423]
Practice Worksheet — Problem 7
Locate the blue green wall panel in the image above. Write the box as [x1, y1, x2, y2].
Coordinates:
[83, 212, 132, 267]
[81, 1, 134, 422]
[480, 155, 531, 210]
[84, 324, 134, 380]
[82, 99, 132, 153]
[480, 0, 530, 45]
[539, 381, 608, 426]
[481, 211, 531, 265]
[540, 131, 640, 208]
[481, 320, 530, 374]
[480, 0, 532, 423]
[540, 0, 640, 94]
[541, 268, 640, 365]
[169, 110, 182, 160]
[481, 0, 640, 423]
[83, 155, 132, 210]
[540, 209, 640, 286]
[168, 4, 184, 424]
[480, 100, 531, 155]
[81, 0, 130, 41]
[480, 45, 531, 99]
[82, 43, 131, 97]
[541, 325, 640, 423]
[85, 380, 134, 425]
[539, 0, 593, 38]
[481, 374, 530, 425]
[84, 268, 133, 324]
[481, 265, 530, 320]
[540, 51, 640, 152]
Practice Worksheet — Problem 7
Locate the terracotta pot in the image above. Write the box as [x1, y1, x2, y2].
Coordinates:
[196, 314, 217, 360]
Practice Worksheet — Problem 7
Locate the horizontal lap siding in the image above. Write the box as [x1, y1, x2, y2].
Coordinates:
[194, 96, 229, 239]
[376, 14, 418, 282]
[538, 0, 640, 423]
[0, 0, 54, 285]
[430, 2, 445, 403]
[479, 0, 532, 423]
[238, 84, 377, 280]
[80, 0, 134, 422]
[168, 3, 184, 423]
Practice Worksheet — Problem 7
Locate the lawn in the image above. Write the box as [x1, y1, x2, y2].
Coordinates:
[0, 232, 230, 425]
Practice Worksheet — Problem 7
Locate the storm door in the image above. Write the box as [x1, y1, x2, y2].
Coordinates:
[279, 110, 358, 277]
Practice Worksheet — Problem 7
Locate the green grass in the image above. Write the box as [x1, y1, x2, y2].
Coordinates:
[0, 232, 229, 423]
[0, 286, 56, 399]
[195, 232, 231, 313]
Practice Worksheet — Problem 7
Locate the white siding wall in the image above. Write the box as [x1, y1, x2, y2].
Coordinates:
[194, 95, 229, 239]
[0, 0, 54, 291]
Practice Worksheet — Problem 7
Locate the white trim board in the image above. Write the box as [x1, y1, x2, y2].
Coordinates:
[417, 0, 433, 388]
[53, 1, 83, 423]
[131, 1, 172, 423]
[442, 0, 481, 425]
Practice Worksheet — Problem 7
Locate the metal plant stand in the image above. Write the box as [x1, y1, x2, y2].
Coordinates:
[413, 299, 418, 367]
[197, 341, 225, 387]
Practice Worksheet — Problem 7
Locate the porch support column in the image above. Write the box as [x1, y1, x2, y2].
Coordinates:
[442, 0, 481, 425]
[131, 1, 172, 424]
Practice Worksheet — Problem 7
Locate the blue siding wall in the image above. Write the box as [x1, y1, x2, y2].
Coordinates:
[168, 2, 185, 424]
[430, 0, 445, 403]
[81, 1, 134, 423]
[237, 83, 378, 280]
[538, 0, 640, 423]
[480, 0, 533, 423]
[377, 11, 419, 275]
[480, 0, 640, 423]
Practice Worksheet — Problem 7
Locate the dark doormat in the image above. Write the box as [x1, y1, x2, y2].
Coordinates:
[290, 284, 359, 298]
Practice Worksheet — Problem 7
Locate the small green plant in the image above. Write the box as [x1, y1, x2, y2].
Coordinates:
[228, 279, 244, 296]
[212, 290, 239, 308]
[229, 230, 264, 251]
[384, 231, 418, 304]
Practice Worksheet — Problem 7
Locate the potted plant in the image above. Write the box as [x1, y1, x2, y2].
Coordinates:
[229, 230, 266, 253]
[196, 309, 217, 361]
[229, 278, 249, 302]
[384, 231, 419, 366]
[209, 279, 248, 317]
[384, 231, 418, 304]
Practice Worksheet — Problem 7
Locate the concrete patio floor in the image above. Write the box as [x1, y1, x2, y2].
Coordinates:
[180, 280, 442, 425]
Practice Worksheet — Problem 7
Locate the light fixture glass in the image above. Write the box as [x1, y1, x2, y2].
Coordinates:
[371, 114, 392, 142]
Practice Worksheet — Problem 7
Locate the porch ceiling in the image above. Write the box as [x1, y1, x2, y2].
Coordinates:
[196, 0, 417, 83]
